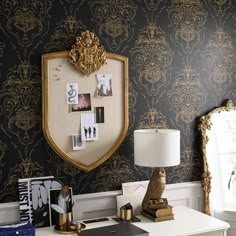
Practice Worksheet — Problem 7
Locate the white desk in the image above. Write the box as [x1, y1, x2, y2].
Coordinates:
[36, 206, 230, 236]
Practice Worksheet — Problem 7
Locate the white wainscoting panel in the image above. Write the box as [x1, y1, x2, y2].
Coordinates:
[0, 181, 218, 223]
[73, 190, 122, 220]
[164, 181, 204, 211]
[0, 181, 203, 224]
[0, 202, 20, 224]
[2, 180, 236, 235]
[74, 181, 203, 220]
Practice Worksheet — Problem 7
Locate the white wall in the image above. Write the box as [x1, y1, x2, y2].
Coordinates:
[0, 181, 202, 224]
[72, 181, 204, 220]
[1, 180, 235, 236]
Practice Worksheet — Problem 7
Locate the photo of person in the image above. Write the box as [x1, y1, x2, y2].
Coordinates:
[81, 113, 98, 141]
[72, 134, 86, 150]
[71, 93, 91, 112]
[83, 125, 98, 140]
[49, 187, 73, 226]
[96, 74, 112, 96]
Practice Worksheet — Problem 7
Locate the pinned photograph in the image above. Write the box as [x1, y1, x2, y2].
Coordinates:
[96, 74, 112, 96]
[71, 93, 91, 112]
[49, 186, 73, 226]
[72, 134, 86, 150]
[82, 125, 98, 141]
[66, 83, 78, 104]
[95, 107, 105, 123]
[81, 113, 98, 141]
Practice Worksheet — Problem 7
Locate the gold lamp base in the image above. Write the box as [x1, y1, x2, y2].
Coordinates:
[141, 167, 174, 222]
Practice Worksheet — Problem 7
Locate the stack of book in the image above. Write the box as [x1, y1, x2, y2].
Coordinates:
[141, 205, 174, 222]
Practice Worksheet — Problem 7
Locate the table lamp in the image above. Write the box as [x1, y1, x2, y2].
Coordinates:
[134, 129, 180, 221]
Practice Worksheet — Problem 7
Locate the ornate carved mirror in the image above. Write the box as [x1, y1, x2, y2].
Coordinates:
[199, 99, 236, 215]
[41, 32, 128, 172]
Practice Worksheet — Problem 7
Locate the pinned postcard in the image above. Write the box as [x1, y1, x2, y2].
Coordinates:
[95, 107, 105, 123]
[96, 74, 112, 96]
[81, 113, 98, 141]
[71, 93, 91, 112]
[72, 134, 86, 150]
[66, 83, 78, 104]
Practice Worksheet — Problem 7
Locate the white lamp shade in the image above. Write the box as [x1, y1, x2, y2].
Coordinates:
[134, 129, 180, 167]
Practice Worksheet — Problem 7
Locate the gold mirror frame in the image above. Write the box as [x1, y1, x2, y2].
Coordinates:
[198, 99, 236, 215]
[42, 51, 128, 172]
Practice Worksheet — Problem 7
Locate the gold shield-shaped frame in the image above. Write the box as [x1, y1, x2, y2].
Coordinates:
[42, 51, 128, 172]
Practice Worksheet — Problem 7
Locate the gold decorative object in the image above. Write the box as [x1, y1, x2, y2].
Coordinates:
[134, 129, 180, 221]
[68, 30, 106, 76]
[198, 99, 236, 215]
[41, 51, 128, 172]
[54, 212, 86, 234]
[120, 203, 133, 222]
[142, 167, 167, 210]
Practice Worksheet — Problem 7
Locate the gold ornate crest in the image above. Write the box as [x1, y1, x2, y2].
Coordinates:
[68, 30, 106, 76]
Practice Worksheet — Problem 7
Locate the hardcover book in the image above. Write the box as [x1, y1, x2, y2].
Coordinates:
[141, 210, 174, 222]
[18, 176, 66, 228]
[144, 205, 173, 217]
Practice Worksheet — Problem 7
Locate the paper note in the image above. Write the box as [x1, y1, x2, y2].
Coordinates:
[66, 83, 78, 104]
[81, 113, 98, 141]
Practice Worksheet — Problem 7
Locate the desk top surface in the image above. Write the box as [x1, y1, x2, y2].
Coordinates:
[36, 206, 230, 236]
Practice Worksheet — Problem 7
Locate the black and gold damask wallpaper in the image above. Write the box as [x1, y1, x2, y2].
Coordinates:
[0, 0, 236, 203]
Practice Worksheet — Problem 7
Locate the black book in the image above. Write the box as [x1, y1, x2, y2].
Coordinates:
[18, 176, 66, 228]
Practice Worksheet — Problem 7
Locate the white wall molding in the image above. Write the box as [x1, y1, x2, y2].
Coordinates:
[74, 181, 203, 220]
[73, 190, 122, 220]
[0, 181, 203, 224]
[0, 202, 20, 224]
[2, 181, 236, 235]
